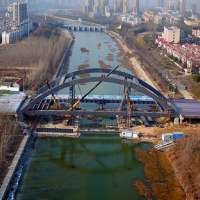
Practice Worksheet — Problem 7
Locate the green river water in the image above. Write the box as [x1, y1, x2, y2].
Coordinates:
[16, 31, 149, 200]
[17, 136, 148, 200]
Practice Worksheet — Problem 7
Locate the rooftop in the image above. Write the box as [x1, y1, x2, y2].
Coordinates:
[156, 37, 200, 62]
[0, 92, 26, 114]
[172, 99, 200, 119]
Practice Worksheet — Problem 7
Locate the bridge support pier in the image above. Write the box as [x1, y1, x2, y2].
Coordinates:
[68, 75, 76, 125]
[98, 103, 105, 110]
[69, 75, 76, 108]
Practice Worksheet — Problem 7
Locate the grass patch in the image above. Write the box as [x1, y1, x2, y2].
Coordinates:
[191, 74, 200, 83]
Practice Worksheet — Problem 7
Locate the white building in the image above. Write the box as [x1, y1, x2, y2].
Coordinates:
[192, 28, 200, 38]
[121, 14, 142, 26]
[7, 0, 28, 27]
[162, 26, 180, 44]
[2, 30, 20, 44]
[1, 22, 29, 44]
[1, 0, 29, 45]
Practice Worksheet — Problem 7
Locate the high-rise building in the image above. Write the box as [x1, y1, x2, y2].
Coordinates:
[2, 0, 29, 44]
[191, 3, 197, 15]
[179, 0, 186, 17]
[113, 0, 117, 13]
[123, 0, 128, 14]
[132, 0, 139, 16]
[0, 0, 9, 10]
[113, 0, 121, 14]
[89, 0, 95, 12]
[97, 0, 108, 16]
[84, 0, 94, 14]
[167, 0, 177, 10]
[8, 0, 28, 26]
[158, 0, 165, 8]
[94, 0, 106, 16]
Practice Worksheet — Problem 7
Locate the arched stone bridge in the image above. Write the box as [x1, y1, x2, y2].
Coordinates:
[19, 68, 176, 118]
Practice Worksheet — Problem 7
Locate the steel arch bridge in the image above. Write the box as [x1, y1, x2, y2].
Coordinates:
[19, 68, 175, 118]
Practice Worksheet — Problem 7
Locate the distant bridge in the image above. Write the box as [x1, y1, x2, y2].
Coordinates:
[19, 68, 175, 118]
[62, 24, 106, 32]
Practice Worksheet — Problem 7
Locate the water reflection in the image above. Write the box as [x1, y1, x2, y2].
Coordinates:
[17, 136, 147, 200]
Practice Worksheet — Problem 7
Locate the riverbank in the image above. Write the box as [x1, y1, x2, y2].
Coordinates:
[106, 30, 159, 90]
[0, 134, 30, 200]
[166, 136, 200, 199]
[107, 30, 194, 99]
[0, 24, 72, 91]
[0, 25, 74, 192]
[133, 124, 200, 199]
[135, 148, 186, 200]
[105, 30, 200, 198]
[0, 117, 22, 186]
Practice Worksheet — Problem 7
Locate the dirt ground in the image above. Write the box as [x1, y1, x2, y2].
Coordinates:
[135, 148, 186, 200]
[133, 124, 200, 143]
[133, 124, 200, 199]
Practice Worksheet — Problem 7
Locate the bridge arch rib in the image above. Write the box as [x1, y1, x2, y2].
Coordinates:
[38, 68, 166, 100]
[21, 76, 172, 115]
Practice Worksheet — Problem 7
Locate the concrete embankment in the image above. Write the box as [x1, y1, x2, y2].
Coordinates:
[0, 32, 75, 198]
[0, 134, 30, 200]
[54, 31, 74, 79]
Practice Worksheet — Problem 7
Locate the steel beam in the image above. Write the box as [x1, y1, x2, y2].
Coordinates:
[26, 110, 171, 118]
[22, 76, 171, 113]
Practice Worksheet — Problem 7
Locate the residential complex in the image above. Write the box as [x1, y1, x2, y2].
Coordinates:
[1, 0, 30, 44]
[156, 33, 200, 75]
[179, 0, 186, 17]
[123, 0, 128, 14]
[84, 0, 141, 17]
[192, 28, 200, 38]
[132, 0, 140, 16]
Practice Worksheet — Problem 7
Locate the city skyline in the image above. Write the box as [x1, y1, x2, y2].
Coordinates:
[1, 0, 200, 18]
[27, 0, 199, 12]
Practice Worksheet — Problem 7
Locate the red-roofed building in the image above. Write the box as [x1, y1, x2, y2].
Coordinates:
[156, 37, 200, 75]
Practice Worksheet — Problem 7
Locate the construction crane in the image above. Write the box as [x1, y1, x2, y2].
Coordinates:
[117, 77, 133, 128]
[46, 65, 120, 125]
[126, 86, 133, 128]
[46, 80, 61, 110]
[67, 65, 120, 112]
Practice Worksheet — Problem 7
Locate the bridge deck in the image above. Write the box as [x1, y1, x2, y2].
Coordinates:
[52, 95, 154, 101]
[171, 99, 200, 119]
[31, 95, 156, 111]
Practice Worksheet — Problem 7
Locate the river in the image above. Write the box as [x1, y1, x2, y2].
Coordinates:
[16, 31, 149, 200]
